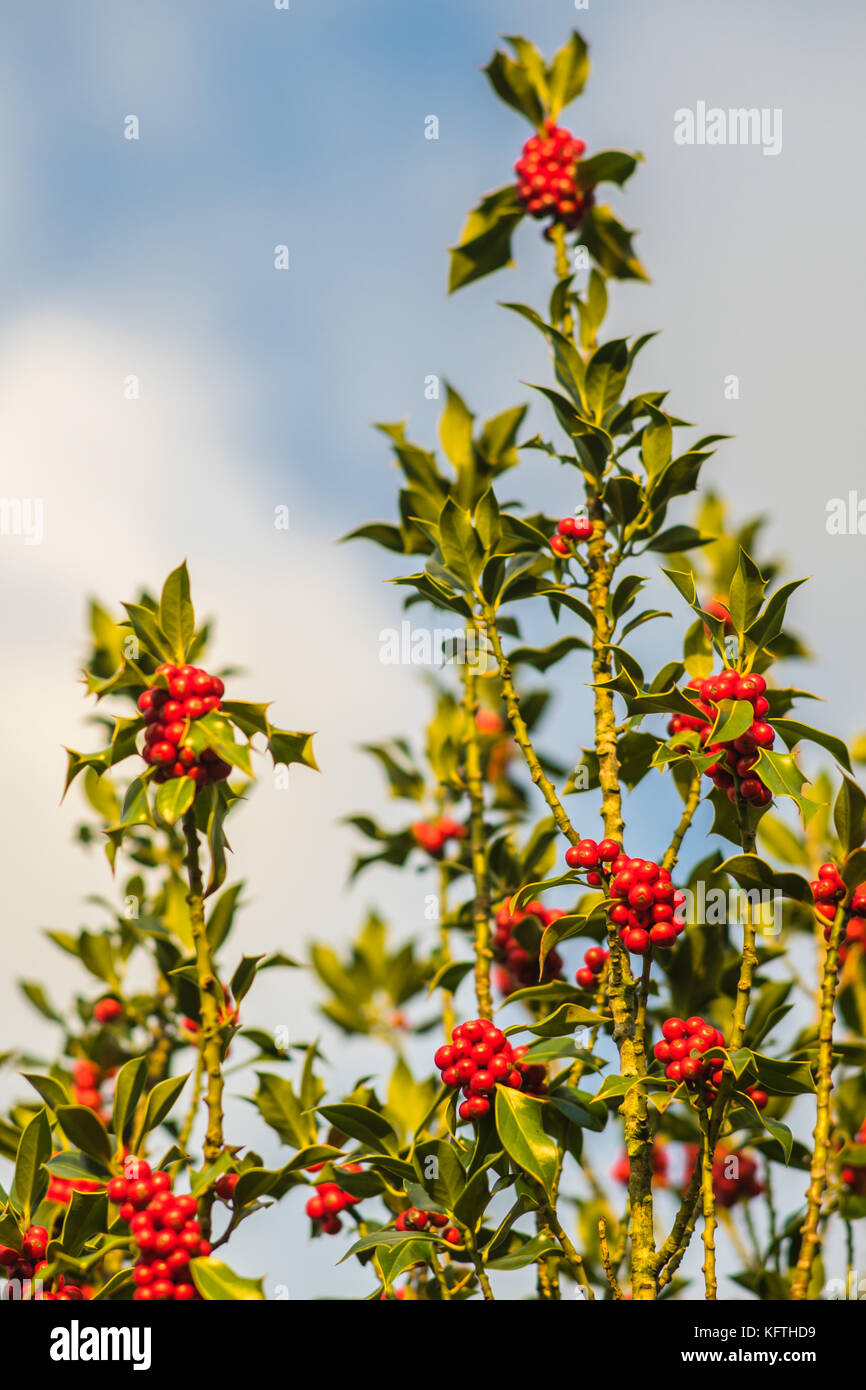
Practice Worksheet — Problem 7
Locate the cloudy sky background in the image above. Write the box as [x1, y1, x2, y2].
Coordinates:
[1, 0, 864, 1298]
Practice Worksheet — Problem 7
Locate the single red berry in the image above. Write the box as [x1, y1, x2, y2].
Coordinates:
[94, 997, 123, 1023]
[584, 946, 607, 972]
[649, 923, 677, 948]
[623, 927, 650, 954]
[576, 967, 595, 990]
[751, 722, 774, 747]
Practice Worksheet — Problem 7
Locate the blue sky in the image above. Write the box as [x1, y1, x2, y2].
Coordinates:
[1, 0, 864, 1299]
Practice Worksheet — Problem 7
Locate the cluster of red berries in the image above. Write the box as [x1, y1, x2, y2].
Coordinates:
[515, 119, 593, 229]
[575, 944, 609, 991]
[107, 1162, 208, 1301]
[810, 862, 866, 963]
[67, 1057, 111, 1126]
[47, 1172, 103, 1205]
[0, 1227, 92, 1300]
[611, 1141, 669, 1187]
[434, 1020, 546, 1121]
[304, 1163, 363, 1235]
[138, 663, 230, 788]
[668, 670, 774, 809]
[842, 1120, 866, 1194]
[684, 1143, 763, 1208]
[492, 898, 564, 996]
[653, 1016, 768, 1108]
[550, 514, 593, 557]
[0, 1239, 91, 1300]
[411, 817, 466, 857]
[653, 1015, 725, 1089]
[394, 1208, 462, 1246]
[565, 839, 686, 956]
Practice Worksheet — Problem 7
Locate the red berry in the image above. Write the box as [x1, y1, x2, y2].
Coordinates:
[623, 928, 650, 954]
[649, 923, 677, 949]
[584, 946, 607, 972]
[576, 967, 595, 990]
[751, 722, 774, 747]
[93, 997, 123, 1023]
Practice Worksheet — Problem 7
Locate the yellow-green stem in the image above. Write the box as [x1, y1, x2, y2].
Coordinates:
[435, 786, 455, 1038]
[483, 609, 580, 847]
[791, 905, 847, 1299]
[541, 1199, 595, 1298]
[698, 1105, 718, 1300]
[182, 810, 225, 1195]
[585, 498, 656, 1297]
[463, 652, 493, 1019]
[599, 1217, 625, 1299]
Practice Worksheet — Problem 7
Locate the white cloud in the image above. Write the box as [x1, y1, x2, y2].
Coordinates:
[0, 312, 428, 1062]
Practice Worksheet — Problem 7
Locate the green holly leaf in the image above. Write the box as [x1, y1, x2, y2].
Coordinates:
[142, 1073, 190, 1134]
[316, 1104, 399, 1154]
[155, 776, 196, 825]
[58, 1191, 110, 1258]
[158, 562, 195, 663]
[121, 602, 174, 664]
[267, 728, 318, 773]
[483, 44, 546, 126]
[494, 1087, 558, 1194]
[834, 774, 866, 854]
[14, 1108, 52, 1226]
[771, 719, 853, 774]
[190, 1257, 265, 1301]
[716, 853, 812, 904]
[547, 31, 590, 115]
[579, 204, 648, 282]
[112, 1056, 149, 1145]
[449, 186, 524, 294]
